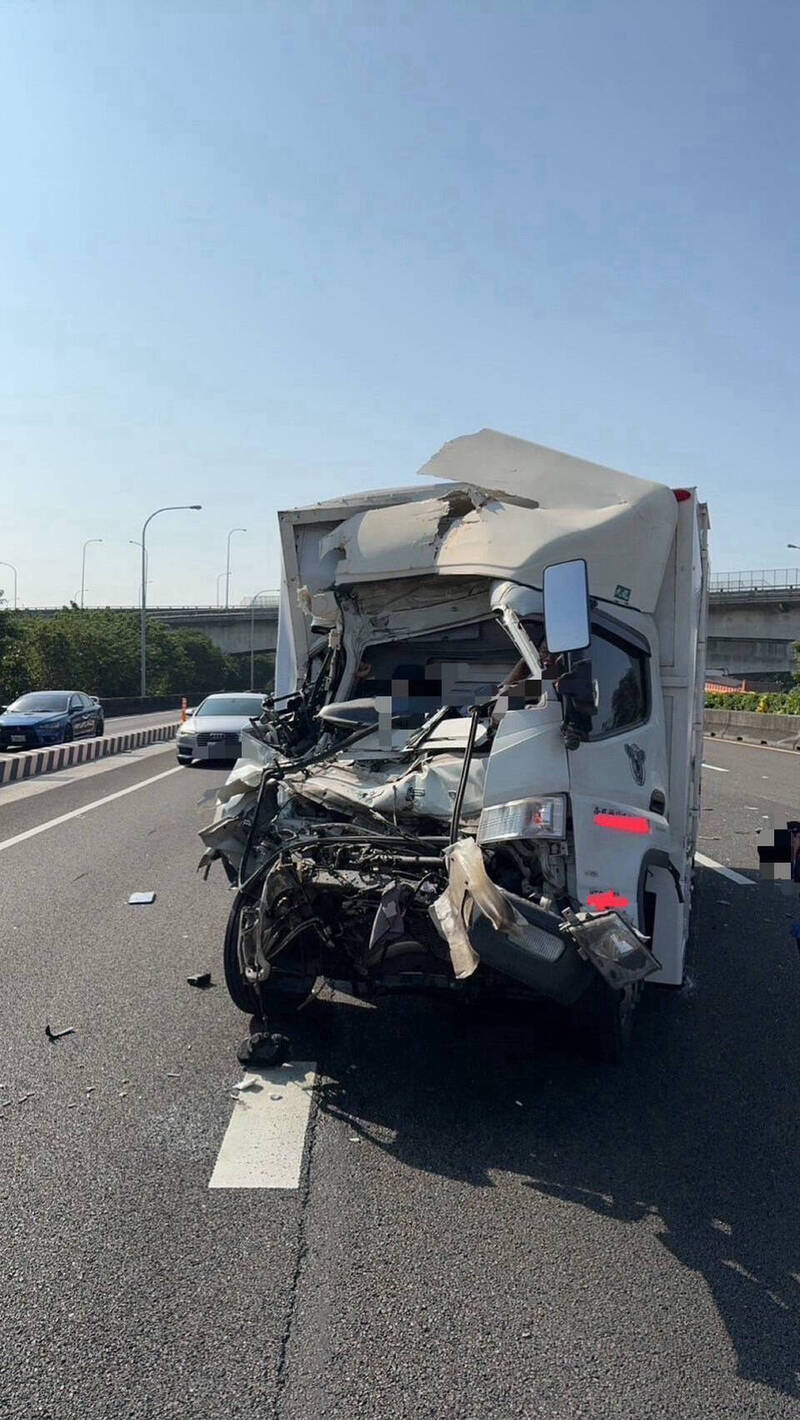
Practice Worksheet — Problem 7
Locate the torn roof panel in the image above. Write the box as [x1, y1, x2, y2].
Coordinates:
[286, 431, 680, 615]
[415, 428, 671, 510]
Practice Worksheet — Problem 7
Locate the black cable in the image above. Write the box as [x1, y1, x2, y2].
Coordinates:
[449, 706, 480, 846]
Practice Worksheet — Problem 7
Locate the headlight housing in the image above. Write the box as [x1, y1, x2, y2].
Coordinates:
[477, 794, 567, 845]
[177, 726, 194, 738]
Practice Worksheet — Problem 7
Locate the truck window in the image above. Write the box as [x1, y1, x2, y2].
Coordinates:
[590, 628, 648, 737]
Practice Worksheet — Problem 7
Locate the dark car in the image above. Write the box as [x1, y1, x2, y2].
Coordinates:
[0, 691, 105, 751]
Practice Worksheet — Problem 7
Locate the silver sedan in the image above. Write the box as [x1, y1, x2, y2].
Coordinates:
[175, 693, 266, 764]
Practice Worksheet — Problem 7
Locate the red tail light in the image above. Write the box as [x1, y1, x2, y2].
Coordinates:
[593, 812, 651, 835]
[587, 890, 631, 911]
[673, 488, 692, 502]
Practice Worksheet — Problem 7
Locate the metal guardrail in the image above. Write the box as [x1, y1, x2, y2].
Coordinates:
[710, 570, 800, 593]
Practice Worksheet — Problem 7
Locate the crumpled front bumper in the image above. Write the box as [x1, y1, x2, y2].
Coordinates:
[431, 838, 660, 1003]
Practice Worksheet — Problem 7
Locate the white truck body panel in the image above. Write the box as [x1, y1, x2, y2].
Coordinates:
[222, 429, 707, 1017]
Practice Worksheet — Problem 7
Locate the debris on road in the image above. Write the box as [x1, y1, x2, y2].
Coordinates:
[187, 972, 213, 989]
[45, 1023, 75, 1042]
[232, 1076, 260, 1092]
[129, 891, 156, 905]
[236, 1031, 288, 1068]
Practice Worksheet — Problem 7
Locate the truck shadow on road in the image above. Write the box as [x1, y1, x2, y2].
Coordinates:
[307, 867, 800, 1400]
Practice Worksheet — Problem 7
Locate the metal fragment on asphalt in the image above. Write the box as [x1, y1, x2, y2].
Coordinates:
[45, 1023, 76, 1041]
[187, 972, 213, 989]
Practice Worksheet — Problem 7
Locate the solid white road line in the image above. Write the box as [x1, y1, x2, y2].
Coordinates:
[0, 766, 182, 854]
[703, 735, 800, 757]
[209, 1063, 317, 1190]
[0, 739, 175, 806]
[694, 852, 755, 886]
[701, 763, 729, 772]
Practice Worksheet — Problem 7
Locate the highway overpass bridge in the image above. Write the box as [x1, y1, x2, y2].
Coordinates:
[18, 573, 800, 680]
[20, 599, 281, 657]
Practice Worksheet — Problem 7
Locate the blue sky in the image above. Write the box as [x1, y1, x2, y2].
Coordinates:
[2, 0, 798, 606]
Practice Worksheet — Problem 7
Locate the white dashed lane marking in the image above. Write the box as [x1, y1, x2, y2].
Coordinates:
[209, 1062, 317, 1190]
[0, 767, 182, 853]
[694, 852, 755, 886]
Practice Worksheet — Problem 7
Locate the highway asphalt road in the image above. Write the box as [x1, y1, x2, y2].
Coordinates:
[0, 737, 799, 1418]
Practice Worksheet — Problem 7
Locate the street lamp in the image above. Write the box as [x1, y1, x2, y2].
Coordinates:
[140, 505, 202, 696]
[249, 589, 274, 691]
[216, 571, 227, 607]
[0, 560, 18, 610]
[788, 544, 800, 550]
[225, 527, 246, 610]
[80, 539, 103, 609]
[129, 541, 150, 608]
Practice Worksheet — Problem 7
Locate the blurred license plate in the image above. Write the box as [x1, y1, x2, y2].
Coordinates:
[10, 735, 26, 744]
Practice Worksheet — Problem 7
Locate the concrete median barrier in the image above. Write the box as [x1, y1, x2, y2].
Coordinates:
[0, 722, 180, 788]
[705, 707, 800, 750]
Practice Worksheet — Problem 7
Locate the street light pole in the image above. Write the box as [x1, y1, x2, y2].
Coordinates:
[0, 561, 18, 610]
[129, 541, 149, 607]
[80, 539, 103, 609]
[140, 505, 202, 697]
[225, 527, 246, 610]
[216, 571, 226, 607]
[249, 589, 273, 691]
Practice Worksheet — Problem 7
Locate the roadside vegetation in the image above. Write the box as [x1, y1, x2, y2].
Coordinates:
[705, 643, 800, 713]
[0, 605, 273, 702]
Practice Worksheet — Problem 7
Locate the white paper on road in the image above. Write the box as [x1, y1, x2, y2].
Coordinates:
[209, 1063, 316, 1190]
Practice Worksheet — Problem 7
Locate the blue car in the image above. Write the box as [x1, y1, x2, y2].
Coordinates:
[0, 690, 105, 752]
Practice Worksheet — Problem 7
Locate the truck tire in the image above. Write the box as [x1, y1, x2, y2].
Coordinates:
[573, 975, 640, 1064]
[223, 892, 261, 1015]
[223, 891, 320, 1018]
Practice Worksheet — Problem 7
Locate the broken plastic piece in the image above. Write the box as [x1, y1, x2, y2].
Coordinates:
[129, 892, 156, 905]
[45, 1023, 75, 1042]
[236, 1031, 289, 1068]
[232, 1076, 259, 1092]
[187, 972, 213, 989]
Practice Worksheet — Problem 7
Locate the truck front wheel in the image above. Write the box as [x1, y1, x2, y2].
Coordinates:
[223, 890, 321, 1018]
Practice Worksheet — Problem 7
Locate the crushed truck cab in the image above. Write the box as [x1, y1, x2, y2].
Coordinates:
[200, 430, 709, 1060]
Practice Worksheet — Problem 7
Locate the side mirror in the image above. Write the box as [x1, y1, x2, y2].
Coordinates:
[543, 559, 591, 653]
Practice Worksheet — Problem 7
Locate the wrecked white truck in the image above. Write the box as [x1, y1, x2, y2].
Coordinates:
[200, 430, 709, 1060]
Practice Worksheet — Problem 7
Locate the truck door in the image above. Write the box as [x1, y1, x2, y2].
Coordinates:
[566, 622, 672, 941]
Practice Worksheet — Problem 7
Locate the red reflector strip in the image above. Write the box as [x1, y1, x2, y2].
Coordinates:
[587, 890, 631, 910]
[672, 488, 692, 502]
[593, 812, 651, 835]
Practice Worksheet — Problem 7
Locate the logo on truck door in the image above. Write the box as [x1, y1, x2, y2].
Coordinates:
[625, 741, 646, 786]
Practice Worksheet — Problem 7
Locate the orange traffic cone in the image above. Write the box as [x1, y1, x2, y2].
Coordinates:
[181, 697, 188, 723]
